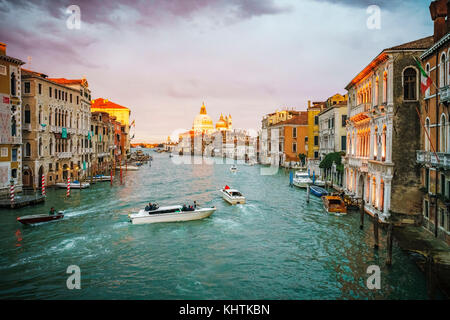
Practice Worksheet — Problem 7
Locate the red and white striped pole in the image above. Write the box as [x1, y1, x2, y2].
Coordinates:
[66, 176, 71, 197]
[41, 174, 46, 197]
[10, 182, 15, 205]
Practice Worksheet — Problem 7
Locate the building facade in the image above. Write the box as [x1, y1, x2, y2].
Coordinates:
[91, 98, 131, 160]
[270, 113, 308, 166]
[416, 0, 450, 243]
[345, 35, 434, 223]
[306, 101, 324, 160]
[318, 101, 348, 159]
[21, 69, 93, 187]
[260, 109, 301, 165]
[91, 111, 115, 175]
[0, 42, 25, 196]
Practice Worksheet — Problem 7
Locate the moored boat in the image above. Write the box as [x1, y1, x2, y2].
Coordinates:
[220, 185, 246, 204]
[55, 181, 90, 189]
[309, 185, 329, 197]
[17, 212, 64, 225]
[293, 171, 312, 188]
[129, 204, 216, 225]
[322, 195, 347, 215]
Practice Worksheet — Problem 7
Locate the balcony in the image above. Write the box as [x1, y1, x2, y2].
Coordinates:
[349, 103, 371, 119]
[11, 136, 21, 144]
[23, 123, 31, 131]
[97, 152, 110, 158]
[347, 156, 369, 172]
[57, 152, 72, 159]
[417, 150, 450, 168]
[440, 85, 450, 103]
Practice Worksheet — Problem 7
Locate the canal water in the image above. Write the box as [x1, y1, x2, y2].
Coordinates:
[0, 150, 430, 299]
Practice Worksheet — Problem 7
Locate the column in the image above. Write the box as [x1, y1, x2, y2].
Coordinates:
[383, 179, 392, 218]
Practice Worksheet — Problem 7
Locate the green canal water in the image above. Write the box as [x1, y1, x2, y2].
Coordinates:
[0, 150, 431, 299]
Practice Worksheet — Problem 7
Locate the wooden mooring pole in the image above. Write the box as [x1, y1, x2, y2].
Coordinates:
[373, 212, 379, 249]
[386, 223, 393, 266]
[306, 184, 310, 203]
[360, 199, 365, 230]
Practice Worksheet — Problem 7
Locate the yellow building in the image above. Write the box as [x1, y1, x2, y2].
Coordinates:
[326, 93, 348, 108]
[306, 101, 325, 159]
[91, 98, 131, 126]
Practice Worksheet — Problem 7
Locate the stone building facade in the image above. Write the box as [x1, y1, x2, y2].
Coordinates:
[91, 111, 115, 174]
[345, 36, 434, 223]
[318, 101, 348, 159]
[21, 69, 93, 187]
[0, 42, 25, 196]
[416, 0, 450, 243]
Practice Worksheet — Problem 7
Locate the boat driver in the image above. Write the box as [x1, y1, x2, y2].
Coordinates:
[49, 207, 56, 215]
[145, 202, 152, 211]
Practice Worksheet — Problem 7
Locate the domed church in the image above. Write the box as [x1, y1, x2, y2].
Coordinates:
[192, 102, 232, 133]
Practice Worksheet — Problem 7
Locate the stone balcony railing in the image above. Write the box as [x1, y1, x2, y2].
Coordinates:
[417, 150, 450, 168]
[347, 156, 369, 172]
[11, 136, 22, 144]
[97, 152, 110, 158]
[349, 103, 371, 119]
[23, 123, 31, 131]
[440, 85, 450, 103]
[57, 152, 72, 159]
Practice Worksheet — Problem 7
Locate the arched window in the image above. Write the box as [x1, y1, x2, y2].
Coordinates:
[379, 180, 385, 211]
[425, 117, 431, 151]
[373, 127, 378, 159]
[404, 67, 417, 100]
[383, 71, 388, 103]
[382, 126, 387, 161]
[440, 53, 447, 87]
[25, 142, 31, 158]
[11, 116, 16, 136]
[375, 76, 379, 106]
[372, 177, 376, 206]
[10, 72, 16, 96]
[38, 106, 42, 125]
[38, 138, 42, 157]
[49, 139, 53, 155]
[24, 105, 31, 124]
[440, 114, 447, 152]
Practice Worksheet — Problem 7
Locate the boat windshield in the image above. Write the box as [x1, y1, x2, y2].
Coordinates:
[231, 192, 242, 196]
[328, 199, 343, 205]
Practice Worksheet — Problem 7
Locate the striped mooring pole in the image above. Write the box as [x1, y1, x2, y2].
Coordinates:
[66, 176, 71, 197]
[41, 174, 46, 196]
[10, 182, 15, 205]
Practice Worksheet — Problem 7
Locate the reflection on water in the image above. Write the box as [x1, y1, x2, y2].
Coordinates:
[0, 150, 430, 299]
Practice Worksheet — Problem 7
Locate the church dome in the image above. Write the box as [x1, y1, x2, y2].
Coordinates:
[193, 102, 214, 133]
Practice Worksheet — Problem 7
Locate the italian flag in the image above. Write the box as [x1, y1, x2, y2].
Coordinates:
[415, 57, 432, 94]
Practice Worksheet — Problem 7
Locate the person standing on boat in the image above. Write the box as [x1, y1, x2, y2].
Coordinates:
[49, 207, 56, 215]
[145, 203, 152, 211]
[194, 201, 197, 209]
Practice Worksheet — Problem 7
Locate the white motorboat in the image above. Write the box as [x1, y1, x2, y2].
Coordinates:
[230, 165, 238, 173]
[129, 204, 216, 225]
[220, 186, 246, 204]
[91, 175, 113, 182]
[292, 171, 312, 188]
[115, 165, 140, 171]
[55, 181, 90, 189]
[313, 179, 326, 187]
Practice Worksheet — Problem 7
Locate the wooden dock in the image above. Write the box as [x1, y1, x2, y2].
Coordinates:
[0, 193, 46, 209]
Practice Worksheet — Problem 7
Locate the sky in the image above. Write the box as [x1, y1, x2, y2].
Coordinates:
[0, 0, 433, 143]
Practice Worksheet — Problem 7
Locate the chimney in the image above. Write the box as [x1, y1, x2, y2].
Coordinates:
[430, 0, 448, 43]
[0, 42, 6, 56]
[308, 100, 311, 109]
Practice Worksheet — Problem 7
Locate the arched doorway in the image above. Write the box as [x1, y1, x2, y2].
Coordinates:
[22, 168, 33, 188]
[62, 164, 69, 181]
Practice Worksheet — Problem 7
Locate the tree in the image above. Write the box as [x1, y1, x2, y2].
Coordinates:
[298, 153, 306, 166]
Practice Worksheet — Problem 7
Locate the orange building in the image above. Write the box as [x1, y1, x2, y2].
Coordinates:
[271, 113, 308, 164]
[417, 0, 450, 243]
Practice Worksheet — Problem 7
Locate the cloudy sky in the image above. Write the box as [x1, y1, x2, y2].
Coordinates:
[0, 0, 432, 142]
